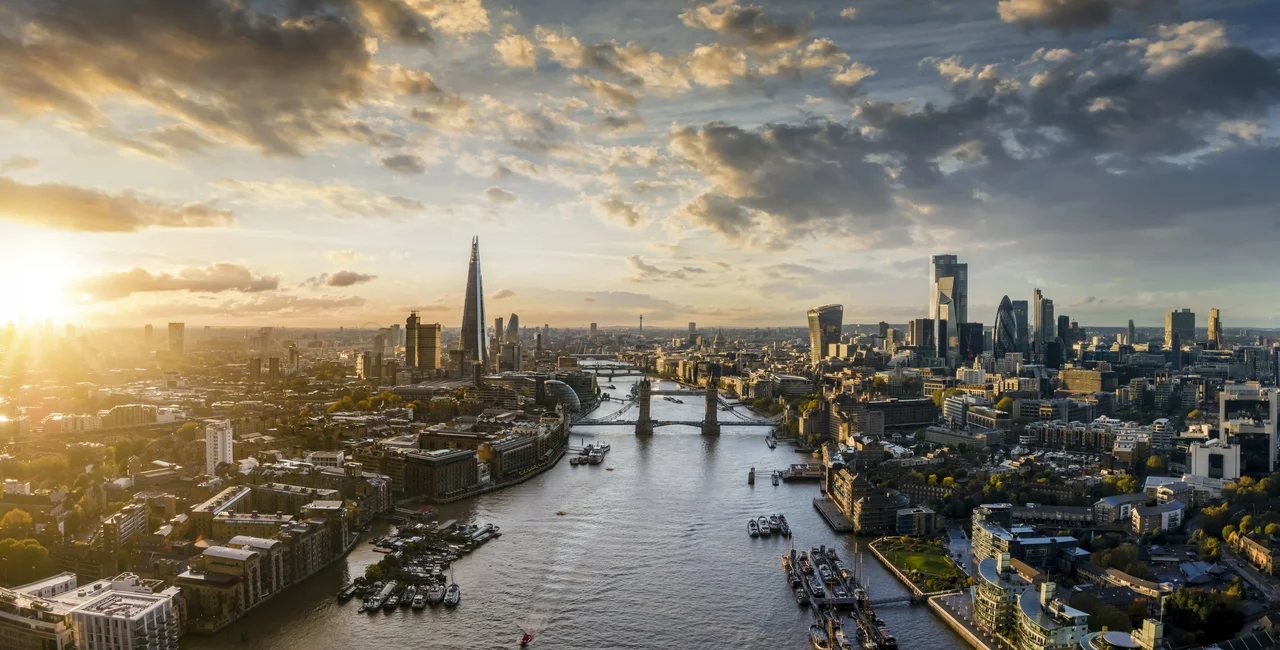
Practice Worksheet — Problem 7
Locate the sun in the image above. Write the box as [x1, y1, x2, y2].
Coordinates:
[0, 234, 81, 324]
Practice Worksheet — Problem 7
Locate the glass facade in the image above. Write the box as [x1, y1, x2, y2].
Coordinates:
[807, 304, 843, 364]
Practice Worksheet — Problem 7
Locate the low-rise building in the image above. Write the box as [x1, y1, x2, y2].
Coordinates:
[895, 507, 937, 536]
[1130, 501, 1184, 535]
[1234, 533, 1280, 576]
[1093, 493, 1148, 525]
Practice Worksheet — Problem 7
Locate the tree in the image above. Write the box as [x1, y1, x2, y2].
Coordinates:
[0, 509, 33, 539]
[1145, 455, 1167, 474]
[995, 397, 1014, 413]
[1223, 525, 1236, 542]
[364, 564, 383, 581]
[1266, 523, 1280, 538]
[942, 477, 956, 489]
[175, 422, 201, 442]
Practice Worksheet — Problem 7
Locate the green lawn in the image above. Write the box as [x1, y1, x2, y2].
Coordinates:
[880, 541, 970, 593]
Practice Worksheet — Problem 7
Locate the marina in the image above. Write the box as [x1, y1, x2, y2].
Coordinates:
[343, 519, 500, 615]
[785, 545, 900, 650]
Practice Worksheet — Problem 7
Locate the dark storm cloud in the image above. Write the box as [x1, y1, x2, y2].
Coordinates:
[0, 0, 410, 156]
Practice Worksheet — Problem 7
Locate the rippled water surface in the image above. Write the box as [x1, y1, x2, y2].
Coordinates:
[184, 377, 968, 649]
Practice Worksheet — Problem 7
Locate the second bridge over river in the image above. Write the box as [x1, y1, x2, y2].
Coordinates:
[576, 375, 781, 435]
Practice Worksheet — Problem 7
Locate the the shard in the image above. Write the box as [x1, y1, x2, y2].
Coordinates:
[460, 236, 487, 372]
[993, 295, 1018, 359]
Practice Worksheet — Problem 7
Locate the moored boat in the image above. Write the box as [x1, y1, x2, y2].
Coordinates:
[757, 516, 771, 536]
[426, 583, 445, 606]
[748, 518, 759, 538]
[810, 624, 832, 650]
[411, 593, 426, 610]
[795, 587, 809, 606]
[768, 515, 779, 529]
[444, 583, 461, 607]
[401, 586, 416, 607]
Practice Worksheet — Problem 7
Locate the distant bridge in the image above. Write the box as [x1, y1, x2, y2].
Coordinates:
[574, 419, 776, 428]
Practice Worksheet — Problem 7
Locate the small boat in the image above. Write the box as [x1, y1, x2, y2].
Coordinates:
[520, 632, 534, 646]
[799, 552, 813, 575]
[444, 583, 461, 607]
[426, 583, 446, 606]
[748, 467, 755, 485]
[748, 519, 759, 538]
[810, 624, 832, 650]
[820, 564, 834, 584]
[606, 467, 614, 471]
[768, 515, 779, 529]
[795, 587, 809, 606]
[401, 586, 416, 607]
[337, 583, 359, 602]
[570, 457, 580, 466]
[766, 437, 777, 449]
[383, 594, 398, 611]
[779, 521, 791, 537]
[757, 516, 771, 537]
[772, 471, 780, 486]
[556, 511, 566, 516]
[411, 593, 426, 610]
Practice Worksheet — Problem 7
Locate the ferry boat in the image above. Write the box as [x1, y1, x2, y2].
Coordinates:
[444, 583, 461, 607]
[426, 583, 446, 606]
[809, 624, 832, 650]
[337, 583, 360, 603]
[587, 449, 604, 465]
[748, 519, 759, 537]
[757, 516, 771, 537]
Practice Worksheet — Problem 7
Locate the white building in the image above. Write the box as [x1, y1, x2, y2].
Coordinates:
[1189, 438, 1241, 481]
[71, 590, 179, 650]
[305, 450, 346, 468]
[204, 420, 234, 475]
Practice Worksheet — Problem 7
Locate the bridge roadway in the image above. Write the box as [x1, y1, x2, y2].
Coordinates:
[574, 419, 775, 428]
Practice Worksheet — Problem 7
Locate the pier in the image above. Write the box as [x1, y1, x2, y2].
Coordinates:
[813, 498, 855, 533]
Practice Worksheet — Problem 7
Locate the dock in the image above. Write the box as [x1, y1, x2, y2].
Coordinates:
[813, 497, 855, 533]
[782, 463, 823, 482]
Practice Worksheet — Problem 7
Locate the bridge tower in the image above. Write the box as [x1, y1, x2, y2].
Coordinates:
[702, 369, 720, 436]
[636, 377, 653, 436]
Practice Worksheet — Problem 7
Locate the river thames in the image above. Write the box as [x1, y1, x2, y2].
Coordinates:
[184, 375, 967, 649]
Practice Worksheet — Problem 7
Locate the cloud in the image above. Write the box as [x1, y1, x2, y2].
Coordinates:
[760, 38, 850, 78]
[328, 250, 360, 265]
[0, 157, 38, 173]
[595, 196, 645, 227]
[381, 154, 428, 174]
[493, 288, 515, 299]
[0, 0, 387, 157]
[150, 125, 219, 155]
[998, 0, 1177, 33]
[139, 293, 369, 318]
[571, 75, 639, 108]
[0, 176, 232, 232]
[687, 44, 750, 87]
[76, 264, 278, 300]
[484, 186, 519, 204]
[626, 255, 709, 282]
[840, 6, 858, 19]
[388, 66, 441, 95]
[217, 178, 425, 219]
[495, 32, 537, 68]
[679, 2, 810, 52]
[327, 270, 378, 286]
[534, 27, 690, 95]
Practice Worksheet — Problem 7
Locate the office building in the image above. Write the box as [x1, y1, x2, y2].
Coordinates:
[807, 304, 843, 364]
[507, 313, 519, 343]
[405, 311, 419, 368]
[167, 322, 184, 357]
[994, 296, 1018, 358]
[1056, 315, 1070, 346]
[1127, 319, 1136, 346]
[268, 357, 280, 383]
[930, 254, 968, 326]
[459, 236, 488, 374]
[1208, 308, 1222, 348]
[1011, 300, 1029, 353]
[419, 322, 441, 371]
[248, 357, 262, 383]
[205, 420, 234, 475]
[958, 322, 984, 362]
[1165, 308, 1195, 348]
[1189, 438, 1240, 480]
[688, 322, 696, 340]
[1033, 290, 1054, 353]
[589, 323, 597, 339]
[909, 318, 934, 349]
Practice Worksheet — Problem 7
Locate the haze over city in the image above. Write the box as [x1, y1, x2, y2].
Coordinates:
[2, 0, 1279, 328]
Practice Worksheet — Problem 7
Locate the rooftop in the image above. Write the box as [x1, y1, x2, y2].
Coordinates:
[73, 592, 167, 619]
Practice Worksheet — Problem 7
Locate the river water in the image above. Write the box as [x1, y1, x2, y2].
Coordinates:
[184, 376, 968, 649]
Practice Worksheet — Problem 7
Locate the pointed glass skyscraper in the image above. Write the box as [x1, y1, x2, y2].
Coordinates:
[460, 236, 487, 371]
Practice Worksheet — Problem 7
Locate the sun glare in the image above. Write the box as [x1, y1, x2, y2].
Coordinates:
[0, 236, 80, 324]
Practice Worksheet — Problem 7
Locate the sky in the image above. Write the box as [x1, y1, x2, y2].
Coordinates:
[0, 0, 1278, 330]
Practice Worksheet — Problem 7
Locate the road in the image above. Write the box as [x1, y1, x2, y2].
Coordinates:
[1222, 548, 1280, 604]
[948, 523, 975, 578]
